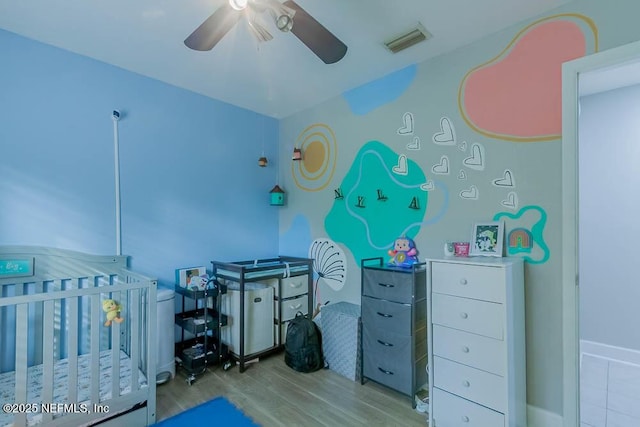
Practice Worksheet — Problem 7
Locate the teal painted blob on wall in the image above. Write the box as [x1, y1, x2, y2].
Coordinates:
[494, 205, 550, 264]
[325, 141, 427, 262]
[342, 65, 417, 115]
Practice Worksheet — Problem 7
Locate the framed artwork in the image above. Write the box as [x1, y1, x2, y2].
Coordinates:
[175, 266, 207, 288]
[470, 221, 504, 257]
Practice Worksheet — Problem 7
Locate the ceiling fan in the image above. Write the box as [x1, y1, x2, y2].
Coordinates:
[184, 0, 347, 64]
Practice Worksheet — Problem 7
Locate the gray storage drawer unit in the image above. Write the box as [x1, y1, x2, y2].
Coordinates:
[360, 257, 428, 407]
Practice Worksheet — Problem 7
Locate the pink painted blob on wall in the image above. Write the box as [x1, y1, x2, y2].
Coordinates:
[459, 15, 597, 142]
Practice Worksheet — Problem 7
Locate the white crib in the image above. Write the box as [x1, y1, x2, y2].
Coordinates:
[0, 246, 157, 427]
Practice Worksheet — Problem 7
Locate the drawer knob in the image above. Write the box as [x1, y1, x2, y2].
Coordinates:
[462, 346, 470, 353]
[462, 380, 470, 387]
[377, 339, 394, 347]
[460, 278, 468, 285]
[462, 415, 470, 422]
[460, 312, 469, 319]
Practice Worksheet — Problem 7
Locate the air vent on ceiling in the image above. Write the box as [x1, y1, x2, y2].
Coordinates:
[384, 23, 432, 54]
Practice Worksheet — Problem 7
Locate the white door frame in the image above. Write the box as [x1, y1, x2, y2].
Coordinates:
[562, 40, 640, 427]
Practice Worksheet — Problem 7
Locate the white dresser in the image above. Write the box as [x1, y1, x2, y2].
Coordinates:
[426, 256, 526, 427]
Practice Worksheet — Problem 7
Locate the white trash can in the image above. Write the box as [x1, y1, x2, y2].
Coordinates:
[156, 287, 176, 384]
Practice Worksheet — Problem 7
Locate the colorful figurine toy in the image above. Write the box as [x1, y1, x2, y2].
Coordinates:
[388, 236, 419, 267]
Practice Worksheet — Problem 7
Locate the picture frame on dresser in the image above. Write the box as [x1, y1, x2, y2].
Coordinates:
[469, 221, 504, 257]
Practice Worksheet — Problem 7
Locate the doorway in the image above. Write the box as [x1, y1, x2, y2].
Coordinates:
[562, 41, 640, 427]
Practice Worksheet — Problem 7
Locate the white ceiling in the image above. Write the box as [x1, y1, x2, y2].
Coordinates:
[0, 0, 573, 118]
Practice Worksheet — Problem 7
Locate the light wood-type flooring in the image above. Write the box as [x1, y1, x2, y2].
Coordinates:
[156, 352, 428, 426]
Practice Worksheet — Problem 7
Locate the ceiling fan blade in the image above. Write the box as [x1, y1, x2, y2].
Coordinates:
[283, 0, 347, 64]
[184, 3, 242, 51]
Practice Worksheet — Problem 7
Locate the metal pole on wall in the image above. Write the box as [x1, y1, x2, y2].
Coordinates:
[112, 110, 122, 256]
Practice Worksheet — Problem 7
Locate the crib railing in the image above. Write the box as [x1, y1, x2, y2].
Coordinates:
[0, 273, 156, 426]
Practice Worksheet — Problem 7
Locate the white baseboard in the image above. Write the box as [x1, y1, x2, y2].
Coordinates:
[581, 339, 640, 366]
[527, 405, 563, 427]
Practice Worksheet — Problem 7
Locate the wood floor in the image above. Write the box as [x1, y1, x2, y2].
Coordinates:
[156, 352, 428, 426]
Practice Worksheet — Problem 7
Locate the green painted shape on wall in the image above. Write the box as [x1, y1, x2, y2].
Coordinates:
[494, 205, 550, 264]
[325, 141, 427, 262]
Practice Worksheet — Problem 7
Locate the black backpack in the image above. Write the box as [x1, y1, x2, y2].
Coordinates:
[284, 312, 323, 373]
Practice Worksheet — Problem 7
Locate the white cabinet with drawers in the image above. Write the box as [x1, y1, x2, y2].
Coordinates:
[426, 257, 526, 427]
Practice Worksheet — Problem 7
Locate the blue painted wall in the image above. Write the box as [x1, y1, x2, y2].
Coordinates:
[0, 29, 280, 287]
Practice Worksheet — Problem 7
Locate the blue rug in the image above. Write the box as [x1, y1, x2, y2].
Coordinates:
[154, 397, 260, 426]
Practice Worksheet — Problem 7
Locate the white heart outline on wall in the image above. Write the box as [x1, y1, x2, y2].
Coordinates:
[392, 154, 408, 175]
[501, 191, 518, 209]
[493, 169, 515, 187]
[431, 155, 450, 175]
[407, 136, 421, 150]
[459, 185, 479, 200]
[458, 170, 467, 180]
[432, 116, 456, 145]
[420, 180, 435, 191]
[458, 141, 467, 152]
[397, 112, 414, 135]
[463, 143, 485, 171]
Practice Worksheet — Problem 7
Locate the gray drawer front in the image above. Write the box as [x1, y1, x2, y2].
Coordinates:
[362, 268, 413, 303]
[362, 331, 412, 395]
[362, 296, 411, 335]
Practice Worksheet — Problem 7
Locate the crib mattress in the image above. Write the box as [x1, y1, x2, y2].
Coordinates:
[0, 349, 147, 427]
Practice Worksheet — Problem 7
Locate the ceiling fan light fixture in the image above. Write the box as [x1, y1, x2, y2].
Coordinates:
[276, 14, 293, 32]
[229, 0, 248, 11]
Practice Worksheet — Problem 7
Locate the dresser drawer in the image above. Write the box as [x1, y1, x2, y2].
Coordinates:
[432, 293, 503, 340]
[280, 275, 308, 299]
[362, 268, 414, 303]
[362, 296, 412, 335]
[363, 332, 412, 395]
[433, 324, 505, 376]
[432, 387, 505, 427]
[276, 294, 308, 321]
[434, 356, 506, 413]
[431, 262, 505, 303]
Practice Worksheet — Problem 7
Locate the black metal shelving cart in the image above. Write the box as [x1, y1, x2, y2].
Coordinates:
[174, 279, 231, 385]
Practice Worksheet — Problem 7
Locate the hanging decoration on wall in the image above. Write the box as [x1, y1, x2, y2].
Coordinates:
[270, 184, 286, 206]
[292, 147, 302, 161]
[408, 196, 420, 210]
[292, 123, 337, 192]
[258, 156, 268, 167]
